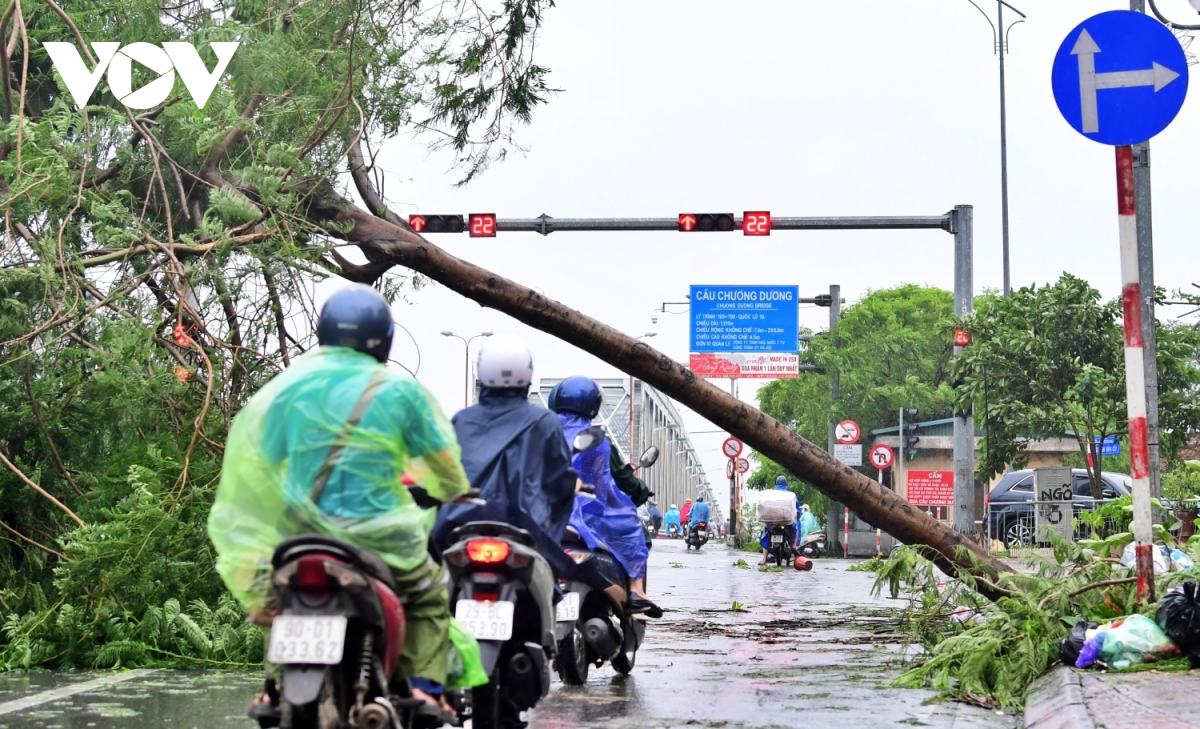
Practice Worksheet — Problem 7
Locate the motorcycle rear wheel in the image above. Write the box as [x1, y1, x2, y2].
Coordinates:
[611, 643, 636, 675]
[555, 625, 590, 686]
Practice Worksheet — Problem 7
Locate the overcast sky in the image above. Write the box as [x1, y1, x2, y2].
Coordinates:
[329, 0, 1200, 507]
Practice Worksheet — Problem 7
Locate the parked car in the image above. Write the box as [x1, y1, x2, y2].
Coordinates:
[986, 468, 1130, 548]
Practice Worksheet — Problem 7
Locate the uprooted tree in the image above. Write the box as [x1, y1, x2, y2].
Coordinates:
[0, 0, 1013, 668]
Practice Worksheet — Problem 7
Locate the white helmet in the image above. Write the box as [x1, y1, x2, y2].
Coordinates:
[476, 333, 533, 388]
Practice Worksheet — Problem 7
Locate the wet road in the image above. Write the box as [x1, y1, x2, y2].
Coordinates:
[0, 539, 1017, 728]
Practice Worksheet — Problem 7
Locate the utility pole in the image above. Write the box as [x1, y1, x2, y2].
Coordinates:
[1129, 0, 1162, 508]
[825, 284, 843, 555]
[952, 205, 978, 536]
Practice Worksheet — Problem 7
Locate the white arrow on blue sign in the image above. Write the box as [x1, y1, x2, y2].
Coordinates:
[1052, 10, 1188, 146]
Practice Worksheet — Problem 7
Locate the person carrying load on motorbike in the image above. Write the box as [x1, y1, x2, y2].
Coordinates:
[759, 476, 801, 565]
[664, 504, 681, 535]
[688, 497, 712, 538]
[798, 503, 821, 543]
[431, 334, 579, 581]
[554, 376, 662, 618]
[207, 284, 470, 723]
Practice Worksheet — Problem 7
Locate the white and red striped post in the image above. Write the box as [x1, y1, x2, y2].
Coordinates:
[843, 507, 850, 558]
[1116, 145, 1155, 603]
[876, 469, 884, 555]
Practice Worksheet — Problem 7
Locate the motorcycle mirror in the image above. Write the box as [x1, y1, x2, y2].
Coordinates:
[638, 445, 660, 468]
[572, 427, 604, 453]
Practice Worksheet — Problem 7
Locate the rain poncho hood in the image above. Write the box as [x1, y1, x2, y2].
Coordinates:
[433, 388, 578, 577]
[209, 347, 469, 610]
[690, 501, 712, 524]
[560, 413, 648, 581]
[799, 508, 821, 542]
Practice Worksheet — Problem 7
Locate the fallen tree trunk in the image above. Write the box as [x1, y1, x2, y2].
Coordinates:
[306, 187, 1016, 599]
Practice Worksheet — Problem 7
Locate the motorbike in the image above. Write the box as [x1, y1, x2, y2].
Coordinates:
[442, 521, 555, 729]
[666, 523, 682, 539]
[766, 523, 795, 567]
[685, 521, 709, 551]
[641, 514, 659, 540]
[553, 525, 645, 685]
[260, 534, 421, 729]
[798, 530, 827, 559]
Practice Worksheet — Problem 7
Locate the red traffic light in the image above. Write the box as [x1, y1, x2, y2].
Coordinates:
[409, 215, 463, 233]
[678, 213, 734, 232]
[742, 211, 771, 236]
[469, 213, 497, 238]
[954, 328, 971, 347]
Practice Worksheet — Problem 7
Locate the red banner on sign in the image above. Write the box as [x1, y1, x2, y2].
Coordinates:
[689, 353, 799, 379]
[906, 470, 954, 506]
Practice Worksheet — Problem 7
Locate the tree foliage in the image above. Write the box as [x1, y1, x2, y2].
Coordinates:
[0, 0, 554, 668]
[751, 285, 957, 511]
[953, 273, 1200, 498]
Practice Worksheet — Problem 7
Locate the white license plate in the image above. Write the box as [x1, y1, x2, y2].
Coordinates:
[267, 615, 347, 665]
[771, 535, 784, 544]
[555, 592, 581, 622]
[456, 599, 515, 641]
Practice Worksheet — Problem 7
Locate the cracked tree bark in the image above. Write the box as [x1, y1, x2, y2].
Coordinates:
[305, 186, 1016, 599]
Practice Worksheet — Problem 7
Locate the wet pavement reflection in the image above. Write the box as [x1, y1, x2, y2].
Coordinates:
[0, 540, 1018, 728]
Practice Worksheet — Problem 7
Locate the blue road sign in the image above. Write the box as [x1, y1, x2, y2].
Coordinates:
[689, 285, 799, 353]
[1052, 10, 1188, 146]
[1095, 435, 1122, 457]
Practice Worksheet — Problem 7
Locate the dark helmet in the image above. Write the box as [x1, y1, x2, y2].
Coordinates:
[316, 284, 394, 363]
[554, 376, 603, 419]
[547, 381, 562, 411]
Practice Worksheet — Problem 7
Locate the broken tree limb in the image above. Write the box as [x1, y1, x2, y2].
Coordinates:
[304, 186, 1017, 599]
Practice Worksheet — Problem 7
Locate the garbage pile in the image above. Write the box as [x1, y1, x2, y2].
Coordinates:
[1119, 542, 1195, 573]
[1060, 579, 1200, 670]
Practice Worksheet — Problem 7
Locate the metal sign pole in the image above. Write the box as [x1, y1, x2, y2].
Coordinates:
[952, 205, 978, 536]
[1117, 145, 1156, 602]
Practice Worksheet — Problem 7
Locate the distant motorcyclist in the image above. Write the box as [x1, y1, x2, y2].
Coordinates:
[759, 476, 801, 565]
[664, 504, 682, 536]
[554, 376, 661, 617]
[798, 503, 821, 544]
[688, 497, 712, 538]
[647, 498, 663, 532]
[431, 334, 579, 582]
[208, 284, 469, 719]
[680, 498, 694, 529]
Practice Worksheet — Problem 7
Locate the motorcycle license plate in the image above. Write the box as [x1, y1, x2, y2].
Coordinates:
[771, 535, 784, 545]
[456, 600, 515, 641]
[555, 592, 581, 622]
[266, 615, 347, 665]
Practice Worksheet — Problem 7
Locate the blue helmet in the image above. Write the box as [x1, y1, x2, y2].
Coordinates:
[553, 376, 603, 419]
[316, 284, 394, 363]
[547, 381, 562, 411]
[775, 475, 789, 490]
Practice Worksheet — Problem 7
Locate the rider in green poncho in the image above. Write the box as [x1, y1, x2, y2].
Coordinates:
[208, 284, 470, 718]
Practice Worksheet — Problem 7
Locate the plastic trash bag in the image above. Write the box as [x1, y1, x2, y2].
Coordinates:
[1119, 542, 1170, 574]
[1096, 613, 1180, 670]
[1060, 619, 1100, 667]
[1076, 630, 1106, 669]
[757, 490, 799, 525]
[1167, 548, 1195, 572]
[1156, 579, 1200, 667]
[446, 618, 489, 690]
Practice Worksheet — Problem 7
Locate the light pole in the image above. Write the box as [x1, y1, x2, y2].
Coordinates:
[966, 0, 1025, 296]
[441, 331, 493, 408]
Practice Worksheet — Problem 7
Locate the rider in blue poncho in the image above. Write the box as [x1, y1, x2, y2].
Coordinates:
[554, 376, 661, 618]
[664, 504, 682, 535]
[759, 476, 801, 564]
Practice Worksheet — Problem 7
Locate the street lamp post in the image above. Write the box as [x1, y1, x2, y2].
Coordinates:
[967, 0, 1025, 296]
[441, 331, 493, 408]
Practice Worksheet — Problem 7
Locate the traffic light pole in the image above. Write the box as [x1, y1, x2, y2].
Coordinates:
[825, 284, 844, 557]
[952, 206, 978, 536]
[491, 214, 952, 235]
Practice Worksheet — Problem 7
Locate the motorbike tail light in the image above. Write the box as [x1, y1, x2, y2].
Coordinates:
[565, 550, 592, 565]
[295, 556, 332, 591]
[473, 590, 500, 603]
[466, 538, 510, 565]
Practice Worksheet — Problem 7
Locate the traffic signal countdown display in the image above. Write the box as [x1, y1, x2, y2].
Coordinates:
[469, 213, 497, 238]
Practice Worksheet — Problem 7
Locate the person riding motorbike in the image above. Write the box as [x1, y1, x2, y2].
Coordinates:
[688, 497, 712, 539]
[664, 504, 682, 536]
[680, 498, 694, 530]
[554, 376, 661, 618]
[647, 498, 663, 532]
[431, 334, 579, 583]
[798, 503, 821, 544]
[207, 284, 470, 721]
[759, 476, 801, 565]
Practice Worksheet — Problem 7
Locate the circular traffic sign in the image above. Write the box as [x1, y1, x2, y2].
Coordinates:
[725, 459, 735, 479]
[835, 420, 861, 445]
[736, 458, 750, 474]
[1051, 10, 1188, 146]
[869, 444, 894, 470]
[722, 437, 743, 459]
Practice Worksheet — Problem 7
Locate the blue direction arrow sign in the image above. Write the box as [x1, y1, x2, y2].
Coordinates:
[1052, 11, 1188, 146]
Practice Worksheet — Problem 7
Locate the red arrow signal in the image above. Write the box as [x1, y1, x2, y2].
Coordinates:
[678, 214, 697, 232]
[408, 215, 427, 232]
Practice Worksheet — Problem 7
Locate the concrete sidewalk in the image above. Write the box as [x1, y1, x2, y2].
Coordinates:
[1025, 665, 1200, 729]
